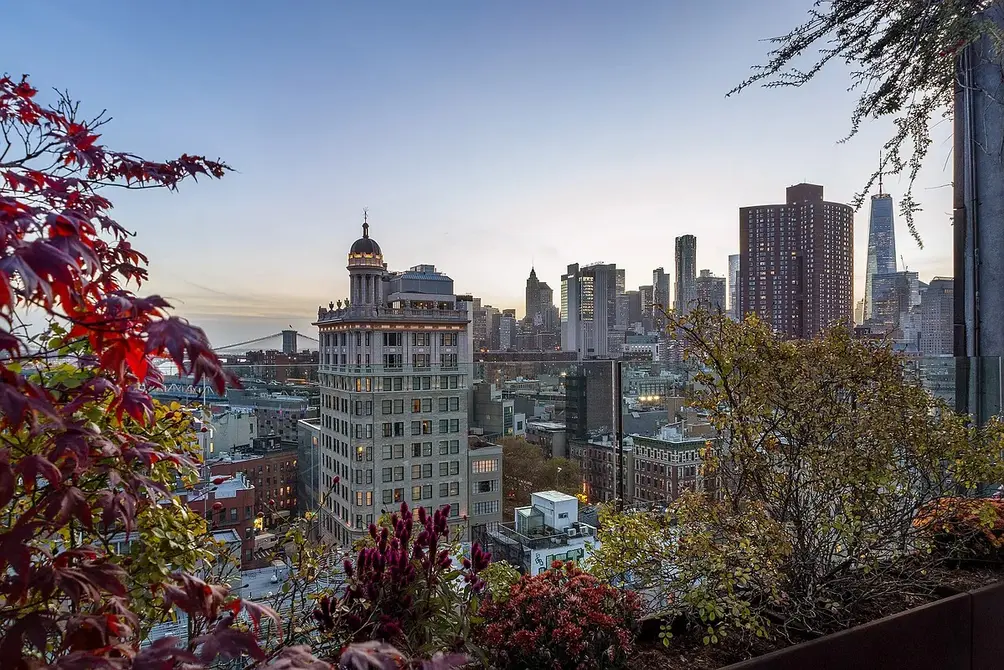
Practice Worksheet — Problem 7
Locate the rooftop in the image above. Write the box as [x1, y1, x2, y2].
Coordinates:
[533, 490, 577, 504]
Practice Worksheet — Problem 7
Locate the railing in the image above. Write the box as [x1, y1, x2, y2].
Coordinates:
[316, 306, 470, 323]
[494, 521, 596, 551]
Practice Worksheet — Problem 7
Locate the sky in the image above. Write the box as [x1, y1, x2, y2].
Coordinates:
[4, 1, 956, 348]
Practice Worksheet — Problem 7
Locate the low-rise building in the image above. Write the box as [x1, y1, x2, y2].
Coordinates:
[470, 382, 515, 439]
[208, 448, 298, 526]
[473, 491, 597, 575]
[569, 435, 634, 504]
[467, 437, 503, 529]
[631, 423, 715, 504]
[180, 475, 256, 567]
[526, 421, 569, 459]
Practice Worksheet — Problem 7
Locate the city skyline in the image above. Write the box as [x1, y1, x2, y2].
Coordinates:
[5, 1, 955, 347]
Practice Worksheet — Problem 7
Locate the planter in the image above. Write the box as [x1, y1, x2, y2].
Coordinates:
[720, 580, 1004, 670]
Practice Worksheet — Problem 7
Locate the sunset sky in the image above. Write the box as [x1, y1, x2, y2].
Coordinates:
[5, 0, 955, 347]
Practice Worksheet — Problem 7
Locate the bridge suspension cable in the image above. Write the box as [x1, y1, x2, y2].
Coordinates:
[213, 331, 319, 351]
[213, 333, 282, 351]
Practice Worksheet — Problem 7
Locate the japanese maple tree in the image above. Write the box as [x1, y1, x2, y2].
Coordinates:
[0, 73, 312, 669]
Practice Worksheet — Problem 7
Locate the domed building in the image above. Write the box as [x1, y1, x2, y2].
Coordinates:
[346, 216, 387, 308]
[312, 214, 497, 549]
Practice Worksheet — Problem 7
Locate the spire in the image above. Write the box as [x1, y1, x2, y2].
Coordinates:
[878, 151, 884, 195]
[362, 208, 369, 238]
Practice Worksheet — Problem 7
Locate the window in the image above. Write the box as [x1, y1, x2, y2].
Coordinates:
[412, 486, 422, 501]
[394, 422, 404, 437]
[412, 464, 422, 479]
[412, 398, 422, 413]
[474, 480, 498, 494]
[422, 420, 432, 435]
[449, 419, 459, 433]
[439, 419, 449, 434]
[423, 463, 432, 478]
[438, 440, 449, 455]
[230, 508, 238, 521]
[411, 421, 422, 436]
[450, 461, 459, 476]
[423, 442, 432, 457]
[472, 458, 498, 473]
[394, 466, 404, 481]
[438, 397, 449, 413]
[412, 332, 430, 347]
[423, 484, 432, 499]
[245, 505, 252, 519]
[382, 489, 393, 504]
[440, 354, 457, 369]
[450, 481, 459, 496]
[383, 353, 402, 369]
[439, 482, 449, 497]
[474, 500, 500, 516]
[382, 467, 392, 483]
[393, 399, 404, 413]
[450, 440, 460, 454]
[382, 445, 392, 459]
[382, 423, 393, 438]
[439, 462, 449, 477]
[413, 354, 430, 369]
[440, 332, 457, 347]
[393, 444, 404, 459]
[412, 442, 422, 458]
[383, 332, 402, 346]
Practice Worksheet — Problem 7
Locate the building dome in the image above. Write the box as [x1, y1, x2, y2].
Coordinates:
[347, 216, 385, 269]
[350, 230, 381, 256]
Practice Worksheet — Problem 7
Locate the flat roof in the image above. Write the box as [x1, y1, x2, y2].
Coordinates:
[533, 490, 577, 503]
[528, 421, 566, 431]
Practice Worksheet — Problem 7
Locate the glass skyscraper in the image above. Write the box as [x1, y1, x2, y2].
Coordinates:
[864, 192, 897, 321]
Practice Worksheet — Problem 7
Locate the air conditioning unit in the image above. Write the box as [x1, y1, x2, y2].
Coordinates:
[565, 527, 578, 538]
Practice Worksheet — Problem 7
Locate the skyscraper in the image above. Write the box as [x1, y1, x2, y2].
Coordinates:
[674, 235, 697, 314]
[652, 267, 670, 325]
[561, 262, 618, 358]
[524, 268, 557, 333]
[638, 285, 654, 330]
[727, 254, 740, 320]
[920, 277, 954, 355]
[739, 184, 854, 338]
[695, 269, 727, 313]
[314, 219, 496, 546]
[870, 271, 920, 332]
[864, 183, 897, 322]
[525, 267, 541, 326]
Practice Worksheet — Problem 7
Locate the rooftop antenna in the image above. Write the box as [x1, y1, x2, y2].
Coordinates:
[878, 151, 884, 195]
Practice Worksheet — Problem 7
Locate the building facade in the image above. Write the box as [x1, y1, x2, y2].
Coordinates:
[473, 491, 597, 576]
[739, 183, 854, 338]
[313, 220, 489, 546]
[920, 276, 954, 355]
[561, 262, 618, 358]
[864, 191, 897, 322]
[631, 425, 713, 504]
[674, 235, 697, 314]
[869, 270, 920, 334]
[728, 253, 740, 320]
[695, 269, 727, 313]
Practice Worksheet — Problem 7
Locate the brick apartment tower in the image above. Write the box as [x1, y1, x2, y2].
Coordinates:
[739, 184, 854, 338]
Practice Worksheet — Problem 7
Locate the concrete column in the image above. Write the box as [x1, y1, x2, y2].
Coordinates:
[956, 5, 1004, 424]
